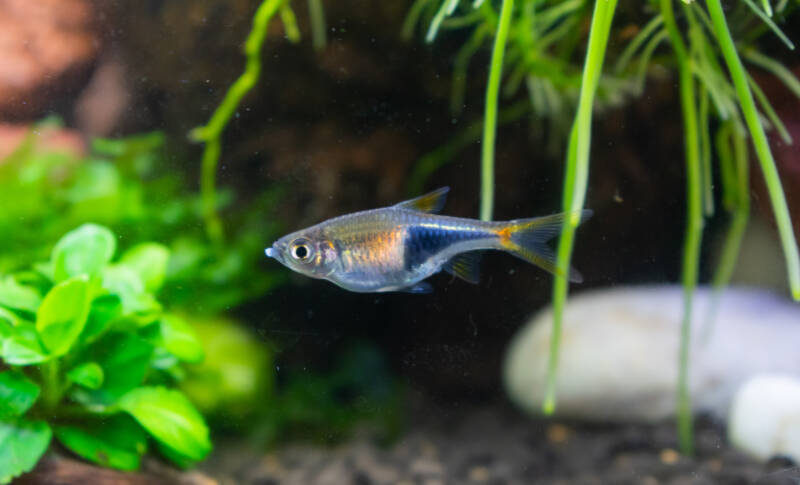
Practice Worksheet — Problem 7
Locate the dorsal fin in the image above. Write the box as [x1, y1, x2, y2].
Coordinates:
[394, 187, 449, 214]
[443, 251, 482, 284]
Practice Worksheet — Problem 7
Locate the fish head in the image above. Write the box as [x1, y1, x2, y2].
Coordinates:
[265, 228, 339, 279]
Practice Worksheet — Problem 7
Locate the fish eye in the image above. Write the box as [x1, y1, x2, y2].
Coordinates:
[290, 239, 313, 261]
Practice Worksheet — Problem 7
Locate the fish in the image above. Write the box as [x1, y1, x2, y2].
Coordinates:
[265, 187, 591, 293]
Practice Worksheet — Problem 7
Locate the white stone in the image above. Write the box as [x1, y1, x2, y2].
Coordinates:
[729, 374, 800, 463]
[503, 285, 800, 422]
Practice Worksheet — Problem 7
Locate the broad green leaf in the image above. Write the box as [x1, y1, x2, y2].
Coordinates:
[77, 333, 153, 404]
[35, 276, 91, 356]
[160, 315, 203, 364]
[120, 243, 170, 293]
[66, 362, 103, 390]
[1, 323, 50, 365]
[33, 262, 54, 282]
[101, 266, 160, 317]
[55, 415, 146, 471]
[52, 224, 116, 282]
[0, 308, 18, 328]
[0, 372, 39, 418]
[0, 418, 51, 484]
[81, 294, 123, 343]
[118, 387, 211, 462]
[0, 276, 41, 313]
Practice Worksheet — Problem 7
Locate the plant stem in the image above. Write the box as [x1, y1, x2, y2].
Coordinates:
[703, 123, 749, 343]
[479, 0, 514, 221]
[307, 0, 327, 50]
[661, 0, 703, 456]
[190, 0, 286, 246]
[543, 0, 617, 414]
[706, 0, 800, 301]
[41, 360, 61, 413]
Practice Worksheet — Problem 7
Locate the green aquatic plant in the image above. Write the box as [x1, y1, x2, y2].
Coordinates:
[0, 224, 210, 482]
[410, 0, 800, 454]
[0, 123, 285, 314]
[190, 0, 327, 246]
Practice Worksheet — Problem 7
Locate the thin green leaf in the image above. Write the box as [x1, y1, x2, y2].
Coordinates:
[426, 0, 460, 43]
[0, 372, 40, 418]
[67, 362, 104, 390]
[279, 3, 301, 43]
[747, 73, 792, 144]
[634, 29, 668, 95]
[741, 0, 794, 49]
[36, 276, 91, 356]
[52, 224, 116, 282]
[744, 49, 800, 98]
[707, 0, 800, 300]
[546, 0, 619, 416]
[307, 0, 327, 50]
[0, 418, 51, 484]
[699, 88, 715, 217]
[480, 0, 515, 221]
[614, 15, 664, 73]
[119, 387, 211, 463]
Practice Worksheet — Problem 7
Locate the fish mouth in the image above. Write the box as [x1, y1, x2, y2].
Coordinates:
[264, 243, 282, 261]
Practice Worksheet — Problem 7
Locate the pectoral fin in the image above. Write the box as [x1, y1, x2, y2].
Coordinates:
[394, 187, 449, 214]
[443, 252, 482, 284]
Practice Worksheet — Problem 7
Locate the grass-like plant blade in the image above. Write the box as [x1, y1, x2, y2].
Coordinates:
[699, 88, 714, 217]
[544, 0, 618, 414]
[407, 101, 529, 196]
[614, 15, 664, 74]
[279, 4, 301, 43]
[747, 74, 792, 143]
[402, 0, 433, 40]
[744, 49, 800, 98]
[480, 0, 515, 221]
[741, 0, 794, 49]
[661, 0, 704, 455]
[307, 0, 327, 50]
[702, 123, 749, 343]
[706, 0, 800, 301]
[426, 0, 460, 43]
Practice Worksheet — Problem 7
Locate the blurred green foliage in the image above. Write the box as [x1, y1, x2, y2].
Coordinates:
[0, 224, 210, 482]
[0, 120, 286, 314]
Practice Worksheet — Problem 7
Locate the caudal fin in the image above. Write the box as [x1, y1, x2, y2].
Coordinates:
[495, 210, 592, 283]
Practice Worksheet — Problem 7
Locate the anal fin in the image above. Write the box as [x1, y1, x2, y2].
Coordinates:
[401, 281, 433, 294]
[443, 252, 482, 284]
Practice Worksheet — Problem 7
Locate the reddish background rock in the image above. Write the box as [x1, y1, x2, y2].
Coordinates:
[0, 0, 99, 120]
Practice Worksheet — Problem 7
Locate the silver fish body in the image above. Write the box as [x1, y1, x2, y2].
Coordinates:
[265, 187, 590, 293]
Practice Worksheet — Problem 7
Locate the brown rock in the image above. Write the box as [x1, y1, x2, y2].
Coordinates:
[0, 0, 99, 120]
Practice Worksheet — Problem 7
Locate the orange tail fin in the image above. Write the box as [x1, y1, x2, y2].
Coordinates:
[496, 210, 592, 282]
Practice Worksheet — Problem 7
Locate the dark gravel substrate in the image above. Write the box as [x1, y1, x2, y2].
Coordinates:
[202, 400, 800, 485]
